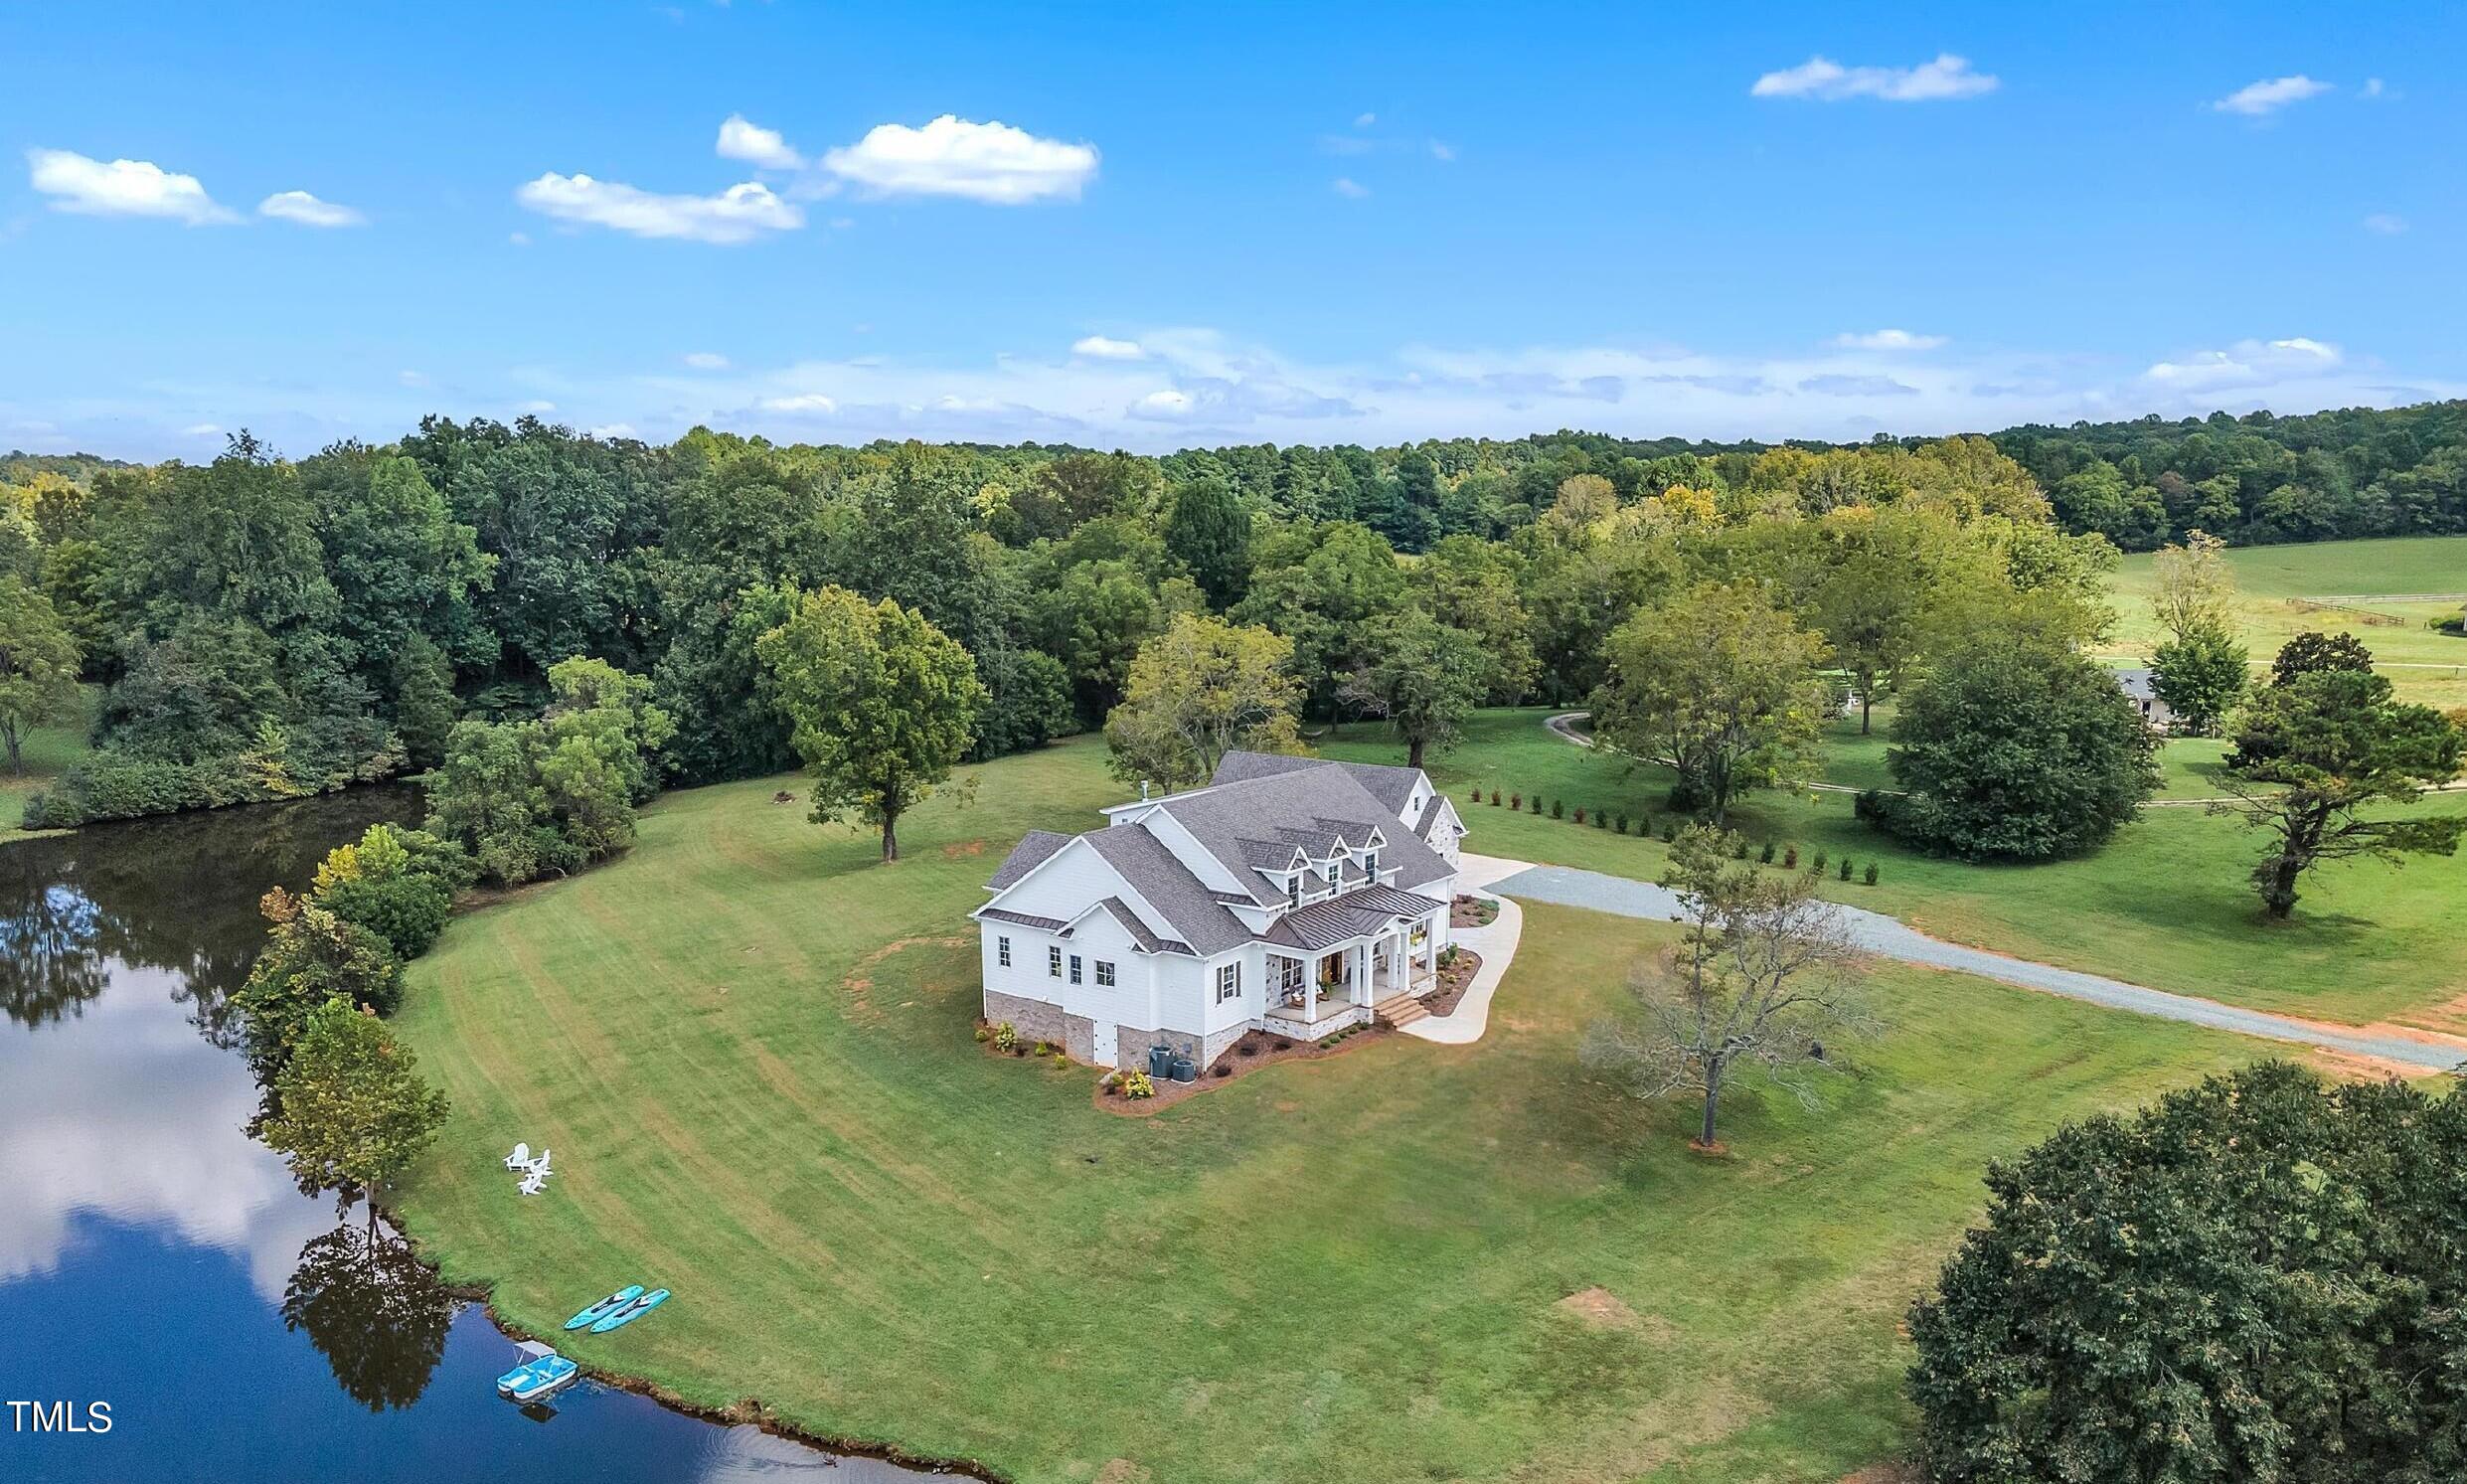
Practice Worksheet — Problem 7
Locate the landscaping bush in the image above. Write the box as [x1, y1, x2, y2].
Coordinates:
[1839, 857, 1854, 881]
[1212, 1064, 1231, 1078]
[1550, 798, 1562, 818]
[973, 1024, 992, 1043]
[1119, 1070, 1155, 1098]
[1616, 813, 1629, 834]
[1783, 846, 1798, 869]
[1572, 807, 1584, 825]
[1864, 862, 1880, 886]
[1236, 1041, 1258, 1057]
[1758, 841, 1775, 864]
[992, 1021, 1018, 1053]
[1813, 849, 1828, 873]
[1509, 792, 1521, 811]
[1488, 789, 1500, 806]
[1593, 809, 1608, 829]
[1730, 836, 1750, 860]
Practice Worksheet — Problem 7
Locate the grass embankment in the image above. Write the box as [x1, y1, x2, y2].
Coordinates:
[2105, 535, 2467, 709]
[392, 735, 2266, 1484]
[0, 686, 94, 842]
[1329, 709, 2467, 1028]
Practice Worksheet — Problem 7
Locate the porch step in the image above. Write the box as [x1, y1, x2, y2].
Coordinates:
[1374, 994, 1428, 1029]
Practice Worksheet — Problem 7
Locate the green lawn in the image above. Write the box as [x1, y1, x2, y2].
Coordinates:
[391, 736, 2270, 1484]
[0, 686, 94, 842]
[1329, 710, 2467, 1028]
[2105, 535, 2467, 710]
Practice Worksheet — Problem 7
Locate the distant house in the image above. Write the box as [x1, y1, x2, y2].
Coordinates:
[2115, 667, 2175, 732]
[972, 752, 1468, 1071]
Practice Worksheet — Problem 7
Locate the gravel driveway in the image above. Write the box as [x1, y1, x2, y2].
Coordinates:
[1488, 864, 2467, 1073]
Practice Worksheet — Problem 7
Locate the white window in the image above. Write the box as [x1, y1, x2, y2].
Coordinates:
[1325, 864, 1339, 886]
[997, 935, 1012, 968]
[1095, 959, 1115, 987]
[1276, 955, 1305, 997]
[1069, 954, 1083, 985]
[1216, 961, 1241, 1003]
[1048, 945, 1063, 978]
[1365, 850, 1379, 877]
[1288, 874, 1301, 907]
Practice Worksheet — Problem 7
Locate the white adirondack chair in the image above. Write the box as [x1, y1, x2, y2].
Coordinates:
[503, 1142, 533, 1171]
[518, 1170, 548, 1196]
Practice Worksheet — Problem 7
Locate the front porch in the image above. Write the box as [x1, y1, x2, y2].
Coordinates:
[1261, 919, 1438, 1037]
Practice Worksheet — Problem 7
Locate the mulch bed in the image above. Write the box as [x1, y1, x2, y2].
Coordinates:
[1090, 1024, 1394, 1116]
[1450, 894, 1498, 929]
[1419, 948, 1483, 1018]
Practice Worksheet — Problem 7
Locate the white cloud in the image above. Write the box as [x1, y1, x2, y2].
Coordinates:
[587, 422, 639, 439]
[683, 351, 731, 370]
[1071, 335, 1145, 361]
[1832, 328, 1947, 351]
[1751, 54, 1998, 102]
[1354, 112, 1378, 128]
[2146, 336, 2341, 391]
[256, 190, 365, 228]
[1129, 389, 1197, 419]
[757, 394, 837, 413]
[2213, 76, 2332, 116]
[181, 422, 222, 437]
[1332, 176, 1369, 198]
[26, 148, 238, 224]
[821, 115, 1098, 204]
[2361, 78, 2386, 99]
[1429, 141, 1457, 162]
[716, 113, 803, 170]
[516, 400, 558, 413]
[514, 172, 802, 244]
[398, 369, 429, 388]
[2363, 213, 2407, 236]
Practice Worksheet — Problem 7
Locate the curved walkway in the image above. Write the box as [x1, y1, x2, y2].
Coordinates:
[1397, 853, 1526, 1045]
[1487, 863, 2467, 1073]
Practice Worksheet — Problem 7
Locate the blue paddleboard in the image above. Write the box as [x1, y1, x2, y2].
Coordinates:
[588, 1287, 670, 1333]
[564, 1284, 644, 1331]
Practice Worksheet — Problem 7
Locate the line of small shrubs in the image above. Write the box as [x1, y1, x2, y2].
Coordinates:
[1461, 789, 1882, 884]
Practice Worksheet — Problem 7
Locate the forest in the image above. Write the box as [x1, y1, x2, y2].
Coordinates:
[0, 397, 2459, 836]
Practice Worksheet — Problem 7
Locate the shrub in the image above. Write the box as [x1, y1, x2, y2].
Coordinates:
[1783, 846, 1798, 869]
[1813, 849, 1828, 873]
[1119, 1070, 1155, 1098]
[1032, 1039, 1055, 1057]
[1467, 788, 1480, 805]
[1758, 841, 1776, 864]
[1616, 813, 1630, 834]
[1488, 789, 1501, 806]
[1660, 821, 1678, 842]
[1509, 792, 1521, 811]
[1551, 799, 1563, 819]
[1730, 836, 1750, 860]
[1864, 862, 1880, 886]
[1236, 1041, 1258, 1057]
[1212, 1064, 1231, 1078]
[1839, 857, 1854, 881]
[1572, 807, 1585, 825]
[991, 1021, 1018, 1053]
[1529, 794, 1543, 814]
[973, 1024, 992, 1043]
[1594, 809, 1608, 829]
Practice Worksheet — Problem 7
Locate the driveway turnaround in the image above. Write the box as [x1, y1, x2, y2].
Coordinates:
[1488, 863, 2467, 1074]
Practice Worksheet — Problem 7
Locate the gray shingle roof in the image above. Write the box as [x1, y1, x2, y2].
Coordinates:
[1079, 825, 1251, 955]
[984, 830, 1071, 891]
[1156, 759, 1453, 906]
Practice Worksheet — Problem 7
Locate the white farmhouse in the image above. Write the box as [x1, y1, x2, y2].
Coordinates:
[972, 751, 1468, 1071]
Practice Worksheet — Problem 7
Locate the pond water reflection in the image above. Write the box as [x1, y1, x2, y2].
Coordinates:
[0, 791, 933, 1482]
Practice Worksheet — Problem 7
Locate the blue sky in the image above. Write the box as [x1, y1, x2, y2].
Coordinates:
[4, 2, 2460, 459]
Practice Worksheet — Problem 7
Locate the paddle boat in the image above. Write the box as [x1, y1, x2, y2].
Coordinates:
[563, 1284, 644, 1331]
[495, 1341, 579, 1403]
[587, 1287, 671, 1334]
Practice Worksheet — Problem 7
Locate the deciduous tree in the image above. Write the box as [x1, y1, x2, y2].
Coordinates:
[1162, 476, 1252, 608]
[1104, 611, 1302, 791]
[2149, 618, 2247, 736]
[756, 584, 985, 862]
[1337, 609, 1490, 768]
[0, 576, 82, 772]
[1592, 581, 1829, 823]
[2149, 528, 2235, 644]
[259, 998, 449, 1195]
[1579, 825, 1870, 1149]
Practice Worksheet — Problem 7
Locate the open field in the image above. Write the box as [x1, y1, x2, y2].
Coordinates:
[390, 736, 2272, 1484]
[2104, 535, 2467, 709]
[1328, 710, 2467, 1028]
[0, 686, 93, 842]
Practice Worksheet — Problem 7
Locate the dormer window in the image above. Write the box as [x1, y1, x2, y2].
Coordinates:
[1288, 873, 1301, 907]
[1365, 850, 1379, 878]
[1325, 864, 1339, 887]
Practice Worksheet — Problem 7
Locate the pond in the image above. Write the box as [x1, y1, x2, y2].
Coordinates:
[0, 790, 934, 1481]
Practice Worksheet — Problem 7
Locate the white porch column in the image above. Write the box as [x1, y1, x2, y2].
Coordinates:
[1304, 957, 1318, 1021]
